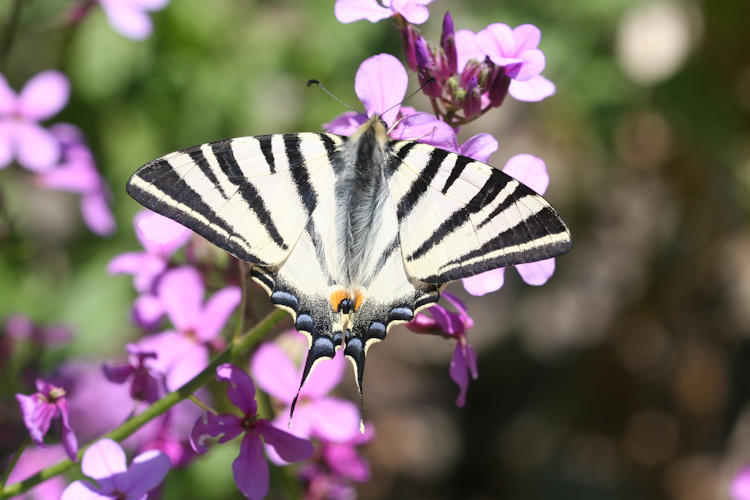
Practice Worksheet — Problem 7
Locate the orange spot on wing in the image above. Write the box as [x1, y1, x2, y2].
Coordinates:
[354, 291, 364, 311]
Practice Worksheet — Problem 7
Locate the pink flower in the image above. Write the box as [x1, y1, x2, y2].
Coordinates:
[36, 124, 116, 236]
[335, 0, 434, 25]
[322, 423, 374, 482]
[103, 344, 164, 403]
[5, 445, 67, 500]
[324, 53, 457, 151]
[60, 439, 170, 500]
[733, 465, 750, 500]
[190, 364, 314, 500]
[108, 210, 191, 295]
[99, 0, 170, 40]
[455, 24, 555, 102]
[461, 154, 556, 296]
[136, 266, 240, 390]
[4, 314, 71, 345]
[250, 332, 361, 446]
[0, 71, 69, 172]
[15, 379, 78, 461]
[406, 293, 477, 407]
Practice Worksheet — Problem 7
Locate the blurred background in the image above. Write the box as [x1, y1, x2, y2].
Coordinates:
[1, 0, 750, 499]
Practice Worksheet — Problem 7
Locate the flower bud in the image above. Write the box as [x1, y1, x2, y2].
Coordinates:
[441, 12, 457, 75]
[488, 67, 511, 108]
[400, 24, 420, 71]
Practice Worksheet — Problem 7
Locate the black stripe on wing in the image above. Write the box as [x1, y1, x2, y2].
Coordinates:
[210, 141, 288, 250]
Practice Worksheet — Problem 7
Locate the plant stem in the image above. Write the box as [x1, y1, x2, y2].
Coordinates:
[0, 438, 29, 489]
[0, 308, 287, 499]
[0, 0, 25, 71]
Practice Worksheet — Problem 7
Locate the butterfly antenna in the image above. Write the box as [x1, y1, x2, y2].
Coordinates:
[307, 79, 363, 116]
[380, 76, 437, 125]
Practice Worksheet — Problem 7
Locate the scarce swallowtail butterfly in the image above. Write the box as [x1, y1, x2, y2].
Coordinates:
[126, 116, 572, 407]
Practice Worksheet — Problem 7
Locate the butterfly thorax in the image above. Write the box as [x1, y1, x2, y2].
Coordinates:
[334, 117, 391, 291]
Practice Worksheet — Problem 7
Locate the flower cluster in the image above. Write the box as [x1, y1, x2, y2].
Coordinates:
[327, 1, 562, 406]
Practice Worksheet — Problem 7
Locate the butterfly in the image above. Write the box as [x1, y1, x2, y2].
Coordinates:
[127, 116, 571, 407]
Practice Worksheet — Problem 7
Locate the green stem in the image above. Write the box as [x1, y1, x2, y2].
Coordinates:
[0, 0, 25, 71]
[0, 308, 287, 499]
[0, 438, 29, 489]
[187, 394, 216, 415]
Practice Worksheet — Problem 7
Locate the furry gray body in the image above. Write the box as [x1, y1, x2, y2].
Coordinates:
[334, 124, 390, 288]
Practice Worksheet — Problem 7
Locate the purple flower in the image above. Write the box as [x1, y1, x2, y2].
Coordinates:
[36, 124, 116, 236]
[324, 53, 457, 151]
[108, 210, 191, 295]
[103, 344, 164, 403]
[5, 445, 67, 500]
[4, 314, 72, 345]
[99, 0, 170, 40]
[0, 71, 69, 172]
[16, 379, 78, 461]
[733, 465, 750, 500]
[60, 438, 170, 500]
[136, 266, 240, 390]
[335, 0, 434, 25]
[190, 364, 314, 500]
[322, 423, 374, 482]
[406, 293, 477, 407]
[461, 154, 556, 296]
[455, 24, 555, 102]
[250, 332, 361, 446]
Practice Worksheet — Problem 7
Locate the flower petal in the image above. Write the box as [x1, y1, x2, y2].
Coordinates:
[324, 442, 371, 482]
[355, 53, 407, 125]
[449, 342, 469, 407]
[189, 412, 244, 454]
[131, 293, 165, 329]
[301, 349, 345, 398]
[157, 266, 204, 331]
[57, 399, 79, 461]
[37, 150, 100, 193]
[18, 70, 70, 121]
[134, 210, 191, 257]
[508, 75, 556, 102]
[257, 419, 314, 462]
[195, 286, 241, 341]
[0, 120, 13, 168]
[392, 112, 458, 151]
[307, 397, 361, 443]
[462, 267, 505, 296]
[732, 465, 750, 500]
[455, 29, 484, 73]
[102, 362, 134, 384]
[459, 133, 498, 163]
[216, 363, 257, 416]
[477, 23, 516, 60]
[0, 74, 17, 114]
[16, 393, 53, 445]
[81, 438, 127, 482]
[515, 258, 555, 286]
[334, 0, 392, 23]
[323, 111, 368, 136]
[515, 49, 545, 81]
[232, 432, 269, 500]
[61, 480, 111, 500]
[250, 341, 301, 403]
[512, 24, 541, 52]
[165, 342, 208, 391]
[100, 0, 155, 40]
[14, 122, 59, 172]
[116, 449, 170, 497]
[391, 0, 433, 24]
[502, 153, 549, 194]
[81, 191, 116, 236]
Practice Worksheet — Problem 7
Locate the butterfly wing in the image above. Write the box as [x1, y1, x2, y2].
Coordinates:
[386, 141, 572, 284]
[127, 133, 342, 267]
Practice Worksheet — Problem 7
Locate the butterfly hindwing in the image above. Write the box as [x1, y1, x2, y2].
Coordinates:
[127, 133, 343, 267]
[386, 141, 572, 283]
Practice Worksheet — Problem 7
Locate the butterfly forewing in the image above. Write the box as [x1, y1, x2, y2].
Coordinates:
[386, 140, 572, 283]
